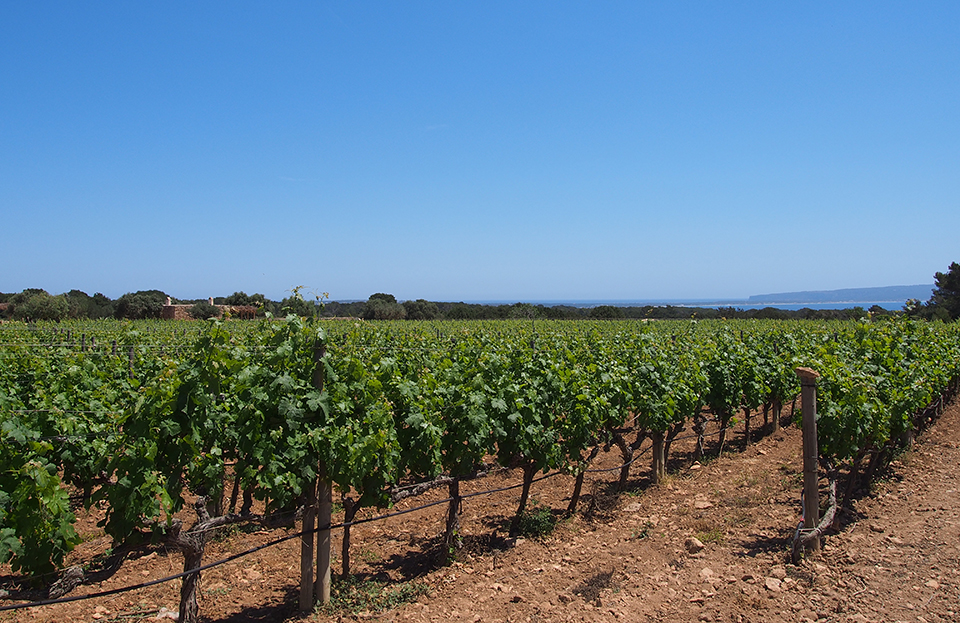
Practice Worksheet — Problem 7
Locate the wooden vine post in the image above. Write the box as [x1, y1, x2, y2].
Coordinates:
[316, 479, 333, 604]
[313, 341, 332, 605]
[301, 339, 330, 610]
[795, 366, 821, 554]
[299, 478, 317, 611]
[772, 343, 781, 433]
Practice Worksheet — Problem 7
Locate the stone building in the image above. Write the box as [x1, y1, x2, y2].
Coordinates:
[161, 297, 258, 320]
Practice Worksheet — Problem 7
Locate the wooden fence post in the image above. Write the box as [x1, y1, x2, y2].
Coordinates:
[795, 367, 821, 554]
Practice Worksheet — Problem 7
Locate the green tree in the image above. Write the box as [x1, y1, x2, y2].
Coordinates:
[589, 305, 624, 319]
[64, 290, 92, 318]
[368, 293, 398, 304]
[509, 303, 542, 320]
[3, 289, 41, 318]
[189, 301, 221, 319]
[223, 291, 267, 307]
[321, 300, 365, 318]
[9, 289, 45, 305]
[278, 285, 325, 317]
[11, 291, 69, 321]
[223, 291, 250, 305]
[402, 299, 439, 320]
[114, 290, 169, 319]
[362, 294, 406, 320]
[61, 290, 114, 319]
[279, 295, 314, 317]
[930, 262, 960, 320]
[753, 307, 789, 320]
[445, 303, 480, 320]
[92, 293, 115, 318]
[868, 304, 893, 319]
[223, 292, 268, 316]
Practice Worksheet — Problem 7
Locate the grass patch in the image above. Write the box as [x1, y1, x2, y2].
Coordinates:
[203, 585, 232, 597]
[632, 520, 654, 540]
[658, 473, 678, 487]
[724, 494, 755, 508]
[724, 513, 753, 528]
[359, 547, 381, 563]
[696, 527, 725, 545]
[323, 576, 431, 615]
[778, 465, 802, 490]
[516, 500, 557, 538]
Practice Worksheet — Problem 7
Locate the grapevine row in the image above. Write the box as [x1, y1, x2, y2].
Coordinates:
[1, 316, 958, 620]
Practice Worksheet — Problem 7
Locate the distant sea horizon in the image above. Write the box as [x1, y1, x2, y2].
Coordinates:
[332, 284, 934, 312]
[458, 299, 910, 311]
[331, 298, 914, 311]
[458, 284, 934, 310]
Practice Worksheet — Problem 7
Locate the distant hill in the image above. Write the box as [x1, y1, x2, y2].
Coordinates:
[747, 284, 934, 305]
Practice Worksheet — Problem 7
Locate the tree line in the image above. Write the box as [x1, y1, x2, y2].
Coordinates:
[0, 290, 296, 322]
[3, 261, 958, 323]
[329, 294, 888, 322]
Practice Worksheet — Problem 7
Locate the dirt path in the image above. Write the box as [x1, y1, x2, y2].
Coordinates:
[375, 400, 960, 623]
[2, 399, 958, 623]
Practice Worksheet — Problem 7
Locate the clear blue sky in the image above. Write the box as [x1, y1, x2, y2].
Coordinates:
[3, 2, 957, 302]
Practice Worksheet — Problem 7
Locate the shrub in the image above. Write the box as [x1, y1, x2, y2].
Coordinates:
[189, 301, 221, 320]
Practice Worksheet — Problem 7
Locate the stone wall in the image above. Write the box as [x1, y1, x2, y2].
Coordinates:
[161, 305, 194, 320]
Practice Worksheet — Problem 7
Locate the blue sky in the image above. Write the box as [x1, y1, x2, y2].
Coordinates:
[2, 2, 958, 302]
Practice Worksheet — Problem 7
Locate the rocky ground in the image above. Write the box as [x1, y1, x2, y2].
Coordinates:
[2, 397, 958, 623]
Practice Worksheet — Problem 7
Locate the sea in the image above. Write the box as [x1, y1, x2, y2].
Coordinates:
[463, 300, 910, 312]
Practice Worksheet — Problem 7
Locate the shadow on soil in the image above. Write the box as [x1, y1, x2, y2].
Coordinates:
[214, 585, 299, 623]
[573, 568, 618, 604]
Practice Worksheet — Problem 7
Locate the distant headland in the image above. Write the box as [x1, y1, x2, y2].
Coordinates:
[745, 285, 934, 306]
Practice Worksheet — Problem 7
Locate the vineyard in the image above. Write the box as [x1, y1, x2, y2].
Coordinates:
[1, 316, 959, 622]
